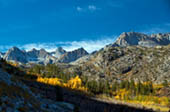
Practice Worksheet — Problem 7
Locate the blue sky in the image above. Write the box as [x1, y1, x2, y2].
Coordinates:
[0, 0, 170, 52]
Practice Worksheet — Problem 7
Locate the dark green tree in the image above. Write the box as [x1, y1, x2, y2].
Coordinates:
[162, 80, 169, 87]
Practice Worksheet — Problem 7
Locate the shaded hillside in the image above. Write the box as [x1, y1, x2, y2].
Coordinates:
[22, 76, 155, 112]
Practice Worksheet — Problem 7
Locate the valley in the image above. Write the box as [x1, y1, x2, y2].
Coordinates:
[0, 0, 169, 111]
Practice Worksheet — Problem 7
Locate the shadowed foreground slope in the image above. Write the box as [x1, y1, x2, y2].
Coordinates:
[0, 59, 155, 112]
[23, 79, 155, 112]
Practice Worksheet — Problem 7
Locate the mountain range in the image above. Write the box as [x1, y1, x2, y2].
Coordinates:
[1, 46, 88, 65]
[1, 32, 170, 66]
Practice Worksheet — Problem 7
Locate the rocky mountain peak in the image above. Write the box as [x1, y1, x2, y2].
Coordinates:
[30, 48, 38, 52]
[75, 47, 87, 52]
[112, 32, 170, 47]
[57, 47, 66, 52]
[40, 48, 47, 52]
[114, 32, 149, 47]
[10, 46, 21, 51]
[55, 47, 66, 55]
[26, 48, 52, 64]
[3, 47, 28, 63]
[71, 48, 89, 57]
[39, 48, 49, 56]
[51, 47, 66, 58]
[58, 47, 89, 63]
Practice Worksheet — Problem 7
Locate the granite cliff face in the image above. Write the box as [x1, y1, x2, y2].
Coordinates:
[112, 32, 170, 47]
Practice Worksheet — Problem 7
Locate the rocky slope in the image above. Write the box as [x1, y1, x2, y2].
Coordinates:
[0, 61, 74, 112]
[64, 32, 170, 83]
[68, 44, 170, 84]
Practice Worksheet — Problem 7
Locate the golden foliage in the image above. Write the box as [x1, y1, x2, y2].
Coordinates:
[37, 77, 62, 86]
[127, 95, 170, 112]
[66, 76, 82, 89]
[114, 89, 130, 100]
[114, 85, 170, 112]
[8, 61, 19, 67]
[36, 75, 87, 92]
[36, 75, 170, 112]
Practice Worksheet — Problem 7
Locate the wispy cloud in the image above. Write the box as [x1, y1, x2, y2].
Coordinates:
[0, 36, 117, 53]
[76, 6, 83, 12]
[88, 5, 97, 11]
[61, 37, 116, 53]
[76, 5, 100, 13]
